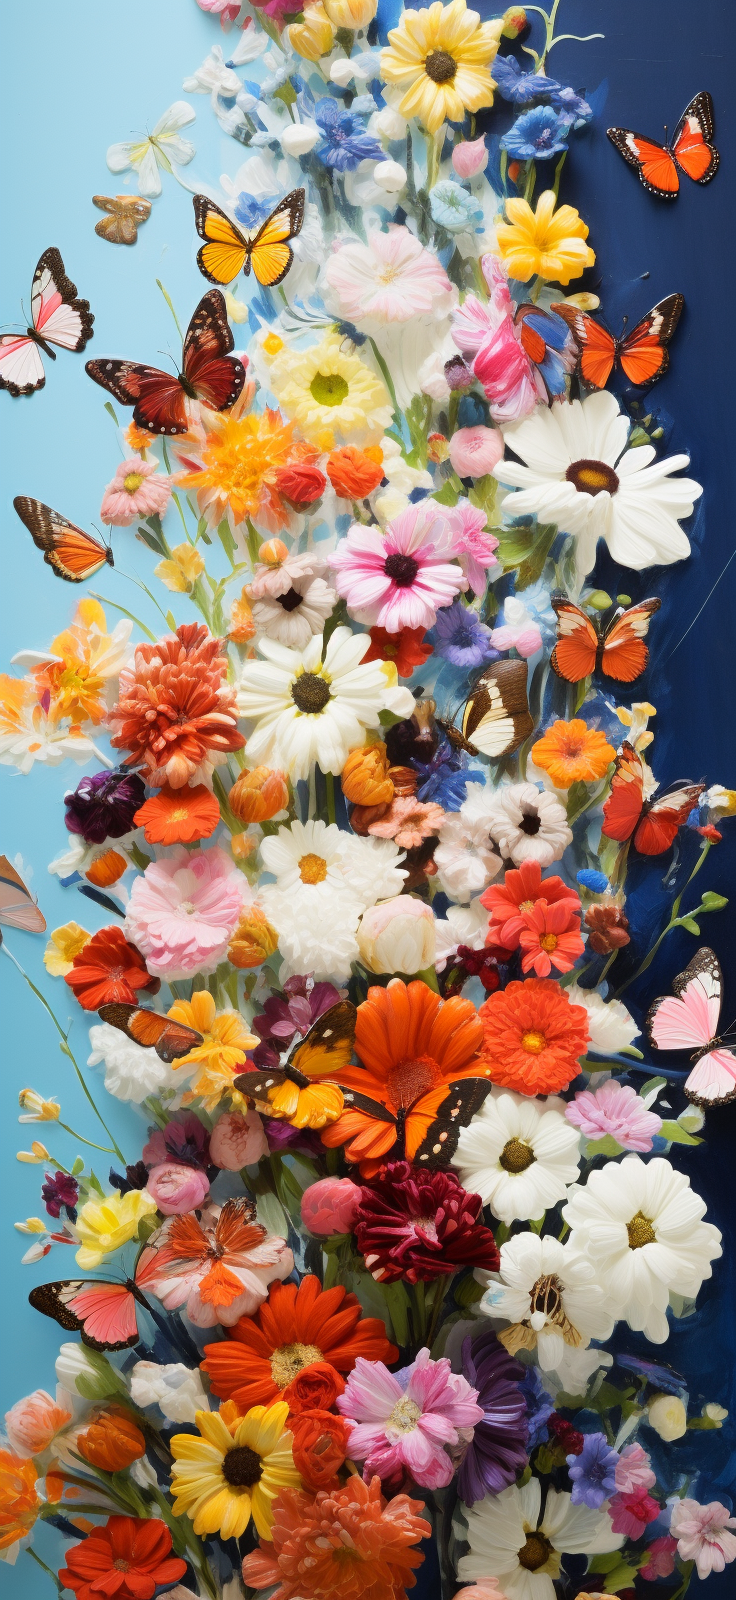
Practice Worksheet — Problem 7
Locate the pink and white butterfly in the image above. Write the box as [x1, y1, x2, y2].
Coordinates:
[646, 946, 736, 1106]
[29, 1278, 146, 1351]
[0, 248, 94, 396]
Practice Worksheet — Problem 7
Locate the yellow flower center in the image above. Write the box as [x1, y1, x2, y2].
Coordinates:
[123, 471, 145, 494]
[310, 371, 350, 407]
[627, 1211, 657, 1250]
[499, 1138, 535, 1173]
[566, 458, 620, 497]
[387, 1396, 422, 1433]
[263, 332, 284, 355]
[539, 933, 559, 952]
[299, 852, 328, 884]
[521, 1030, 546, 1054]
[270, 1341, 324, 1389]
[170, 806, 190, 822]
[424, 48, 457, 82]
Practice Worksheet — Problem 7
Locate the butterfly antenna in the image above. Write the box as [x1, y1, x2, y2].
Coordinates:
[156, 279, 184, 344]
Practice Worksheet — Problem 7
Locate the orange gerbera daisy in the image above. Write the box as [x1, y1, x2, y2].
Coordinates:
[531, 718, 615, 789]
[479, 977, 590, 1095]
[201, 1275, 397, 1413]
[243, 1474, 430, 1600]
[320, 978, 489, 1177]
[133, 783, 221, 845]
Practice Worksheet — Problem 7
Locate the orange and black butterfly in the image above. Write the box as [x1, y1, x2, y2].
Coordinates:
[97, 1003, 203, 1063]
[234, 1001, 356, 1128]
[607, 92, 719, 198]
[551, 593, 661, 684]
[551, 294, 684, 389]
[334, 1078, 494, 1172]
[85, 289, 245, 435]
[193, 191, 305, 289]
[29, 1279, 147, 1352]
[601, 743, 704, 856]
[13, 497, 113, 582]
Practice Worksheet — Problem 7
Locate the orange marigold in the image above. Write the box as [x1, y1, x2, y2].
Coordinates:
[134, 783, 221, 845]
[110, 622, 244, 789]
[0, 1448, 40, 1552]
[77, 1408, 146, 1473]
[531, 718, 615, 789]
[229, 766, 289, 824]
[479, 977, 590, 1095]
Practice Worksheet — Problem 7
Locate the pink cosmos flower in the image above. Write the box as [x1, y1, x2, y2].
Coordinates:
[449, 427, 504, 480]
[446, 500, 499, 595]
[640, 1534, 678, 1580]
[609, 1488, 660, 1538]
[328, 500, 465, 632]
[367, 796, 446, 848]
[565, 1080, 663, 1153]
[336, 1347, 483, 1490]
[325, 226, 453, 324]
[615, 1442, 656, 1494]
[124, 846, 246, 979]
[452, 138, 488, 178]
[670, 1498, 736, 1579]
[100, 459, 172, 527]
[301, 1177, 362, 1236]
[452, 258, 543, 423]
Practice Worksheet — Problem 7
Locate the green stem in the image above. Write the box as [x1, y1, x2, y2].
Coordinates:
[26, 1550, 62, 1592]
[614, 842, 712, 997]
[156, 278, 184, 343]
[367, 337, 402, 432]
[57, 1120, 116, 1154]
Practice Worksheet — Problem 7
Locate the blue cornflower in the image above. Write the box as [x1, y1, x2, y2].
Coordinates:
[433, 602, 497, 670]
[413, 741, 485, 809]
[313, 97, 384, 171]
[517, 1365, 555, 1451]
[429, 180, 484, 233]
[502, 105, 570, 161]
[493, 55, 561, 104]
[567, 1433, 620, 1508]
[234, 192, 279, 229]
[549, 85, 593, 127]
[577, 868, 609, 893]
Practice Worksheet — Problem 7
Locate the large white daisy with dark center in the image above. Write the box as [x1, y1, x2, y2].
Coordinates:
[456, 1476, 623, 1600]
[453, 1088, 581, 1224]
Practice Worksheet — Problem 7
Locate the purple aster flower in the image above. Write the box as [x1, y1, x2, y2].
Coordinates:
[457, 1328, 529, 1505]
[64, 769, 146, 844]
[142, 1112, 210, 1172]
[433, 602, 497, 669]
[493, 56, 561, 104]
[518, 1364, 555, 1450]
[413, 741, 485, 811]
[444, 355, 475, 391]
[549, 85, 593, 126]
[42, 1171, 79, 1222]
[108, 1161, 149, 1195]
[568, 1432, 620, 1508]
[314, 97, 384, 171]
[502, 106, 570, 162]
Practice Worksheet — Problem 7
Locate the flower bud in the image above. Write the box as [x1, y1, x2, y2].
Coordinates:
[449, 425, 504, 479]
[373, 160, 407, 195]
[280, 122, 321, 157]
[230, 832, 258, 861]
[85, 848, 128, 888]
[502, 5, 527, 37]
[648, 1393, 687, 1441]
[327, 446, 384, 500]
[228, 906, 279, 969]
[229, 766, 289, 824]
[275, 461, 327, 510]
[146, 1161, 210, 1216]
[374, 106, 408, 142]
[78, 1406, 146, 1471]
[357, 896, 436, 975]
[301, 1176, 361, 1235]
[452, 137, 488, 178]
[341, 743, 394, 806]
[287, 2, 335, 59]
[55, 1343, 126, 1401]
[259, 538, 290, 567]
[586, 590, 612, 611]
[323, 0, 377, 26]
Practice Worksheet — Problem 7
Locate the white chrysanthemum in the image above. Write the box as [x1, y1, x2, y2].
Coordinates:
[471, 781, 572, 867]
[261, 893, 363, 982]
[561, 1154, 722, 1343]
[566, 984, 640, 1055]
[478, 1232, 614, 1371]
[259, 819, 406, 917]
[434, 797, 503, 903]
[251, 574, 337, 650]
[87, 1024, 177, 1103]
[457, 1476, 623, 1599]
[453, 1090, 581, 1224]
[493, 390, 702, 580]
[434, 896, 489, 972]
[129, 1361, 210, 1424]
[236, 626, 414, 781]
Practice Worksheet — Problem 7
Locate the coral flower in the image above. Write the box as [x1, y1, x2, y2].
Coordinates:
[495, 190, 595, 285]
[532, 718, 615, 789]
[166, 989, 257, 1107]
[169, 1402, 301, 1540]
[4, 1390, 72, 1458]
[133, 783, 221, 845]
[99, 458, 172, 527]
[59, 1517, 186, 1600]
[367, 796, 445, 848]
[0, 1448, 40, 1552]
[329, 500, 465, 633]
[381, 0, 504, 136]
[585, 901, 631, 953]
[110, 622, 244, 789]
[137, 1198, 292, 1327]
[327, 446, 385, 501]
[287, 1410, 349, 1492]
[518, 899, 585, 977]
[174, 407, 315, 533]
[481, 860, 580, 949]
[479, 978, 590, 1095]
[64, 925, 158, 1011]
[201, 1274, 397, 1412]
[321, 978, 489, 1176]
[242, 1473, 430, 1600]
[363, 625, 433, 677]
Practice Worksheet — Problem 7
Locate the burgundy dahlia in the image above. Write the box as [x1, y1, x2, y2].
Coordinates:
[457, 1327, 529, 1505]
[64, 769, 147, 844]
[354, 1161, 499, 1284]
[42, 1171, 79, 1222]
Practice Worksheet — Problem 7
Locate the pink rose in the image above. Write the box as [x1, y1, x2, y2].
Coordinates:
[210, 1111, 268, 1170]
[146, 1162, 210, 1216]
[301, 1177, 361, 1236]
[4, 1389, 72, 1457]
[449, 426, 504, 479]
[452, 138, 488, 179]
[490, 622, 543, 658]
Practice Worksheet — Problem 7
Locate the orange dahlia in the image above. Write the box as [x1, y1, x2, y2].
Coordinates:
[479, 978, 590, 1095]
[321, 978, 488, 1177]
[201, 1275, 397, 1414]
[242, 1474, 430, 1600]
[531, 718, 615, 789]
[110, 622, 244, 789]
[0, 1448, 40, 1552]
[133, 782, 221, 844]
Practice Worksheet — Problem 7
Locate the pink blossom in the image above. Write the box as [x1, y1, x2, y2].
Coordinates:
[615, 1441, 656, 1494]
[196, 0, 242, 18]
[449, 427, 504, 480]
[100, 458, 172, 527]
[336, 1347, 483, 1490]
[670, 1498, 736, 1579]
[452, 138, 488, 179]
[4, 1389, 72, 1458]
[249, 549, 329, 601]
[446, 500, 499, 595]
[451, 259, 543, 423]
[124, 846, 247, 980]
[640, 1535, 678, 1580]
[209, 1111, 268, 1170]
[301, 1177, 361, 1236]
[328, 500, 465, 633]
[490, 621, 543, 658]
[609, 1488, 660, 1538]
[565, 1080, 662, 1153]
[146, 1161, 211, 1216]
[325, 226, 452, 324]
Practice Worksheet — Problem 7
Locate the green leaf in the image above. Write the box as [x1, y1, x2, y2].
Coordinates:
[589, 1551, 625, 1575]
[71, 1157, 85, 1177]
[136, 524, 166, 555]
[604, 1561, 641, 1592]
[273, 79, 297, 108]
[566, 780, 589, 822]
[584, 1134, 623, 1158]
[494, 526, 535, 568]
[217, 517, 238, 566]
[661, 1119, 703, 1146]
[432, 477, 460, 506]
[165, 610, 177, 631]
[128, 842, 153, 872]
[381, 1281, 411, 1347]
[256, 1192, 289, 1240]
[468, 474, 497, 519]
[700, 891, 728, 910]
[529, 1214, 545, 1233]
[639, 1076, 667, 1100]
[516, 522, 558, 589]
[103, 401, 119, 427]
[679, 917, 701, 934]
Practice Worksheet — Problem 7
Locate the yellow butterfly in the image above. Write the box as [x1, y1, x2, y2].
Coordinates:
[193, 191, 305, 290]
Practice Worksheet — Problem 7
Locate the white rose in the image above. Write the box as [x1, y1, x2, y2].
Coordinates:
[566, 985, 641, 1056]
[648, 1394, 687, 1440]
[357, 896, 435, 974]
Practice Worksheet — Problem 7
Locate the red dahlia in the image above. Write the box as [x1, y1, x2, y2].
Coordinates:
[355, 1160, 499, 1284]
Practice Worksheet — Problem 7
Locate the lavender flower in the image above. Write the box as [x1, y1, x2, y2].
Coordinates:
[568, 1432, 620, 1508]
[457, 1328, 529, 1505]
[314, 98, 384, 171]
[433, 602, 497, 669]
[64, 769, 146, 844]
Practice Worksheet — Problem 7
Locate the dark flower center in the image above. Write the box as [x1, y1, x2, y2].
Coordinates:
[291, 672, 332, 714]
[518, 1532, 553, 1572]
[277, 587, 304, 613]
[530, 1274, 563, 1320]
[424, 49, 457, 83]
[566, 458, 620, 497]
[499, 1137, 535, 1173]
[222, 1445, 263, 1488]
[113, 1560, 131, 1573]
[519, 811, 541, 835]
[384, 552, 419, 588]
[627, 1210, 657, 1249]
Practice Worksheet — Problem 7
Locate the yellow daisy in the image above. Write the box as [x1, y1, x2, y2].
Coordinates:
[495, 190, 595, 286]
[43, 922, 91, 977]
[267, 333, 393, 450]
[169, 1403, 300, 1541]
[167, 990, 258, 1112]
[381, 0, 503, 136]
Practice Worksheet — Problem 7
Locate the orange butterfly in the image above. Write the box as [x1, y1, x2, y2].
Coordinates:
[97, 1002, 203, 1063]
[601, 743, 703, 856]
[13, 497, 113, 582]
[551, 594, 661, 684]
[551, 295, 683, 389]
[607, 91, 719, 198]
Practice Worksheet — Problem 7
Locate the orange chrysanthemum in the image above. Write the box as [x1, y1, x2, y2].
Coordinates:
[133, 782, 221, 845]
[321, 978, 488, 1177]
[201, 1274, 397, 1414]
[110, 622, 244, 789]
[174, 408, 318, 532]
[242, 1474, 430, 1600]
[326, 445, 384, 501]
[479, 977, 590, 1095]
[531, 718, 615, 789]
[0, 1448, 40, 1551]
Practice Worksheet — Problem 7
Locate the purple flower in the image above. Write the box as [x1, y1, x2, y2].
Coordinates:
[518, 1364, 555, 1450]
[64, 769, 146, 844]
[568, 1432, 620, 1508]
[251, 976, 342, 1066]
[314, 98, 384, 171]
[413, 740, 485, 810]
[549, 85, 593, 127]
[42, 1171, 79, 1222]
[457, 1328, 529, 1505]
[493, 56, 561, 104]
[108, 1161, 149, 1195]
[433, 601, 497, 669]
[262, 1118, 324, 1157]
[502, 106, 570, 162]
[142, 1112, 210, 1172]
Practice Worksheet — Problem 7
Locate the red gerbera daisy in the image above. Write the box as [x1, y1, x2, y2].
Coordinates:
[59, 1516, 186, 1600]
[479, 977, 590, 1095]
[480, 859, 580, 950]
[64, 925, 159, 1011]
[518, 899, 584, 977]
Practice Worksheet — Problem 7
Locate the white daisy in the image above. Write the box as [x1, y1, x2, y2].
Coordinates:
[236, 625, 414, 781]
[478, 1232, 614, 1371]
[87, 1024, 177, 1104]
[561, 1154, 722, 1344]
[456, 1476, 623, 1599]
[565, 984, 640, 1056]
[434, 794, 504, 903]
[259, 819, 406, 912]
[474, 782, 572, 867]
[251, 574, 337, 650]
[493, 390, 702, 581]
[453, 1090, 581, 1225]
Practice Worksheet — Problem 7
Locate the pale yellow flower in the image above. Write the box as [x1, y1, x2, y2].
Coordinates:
[16, 1143, 52, 1164]
[14, 1218, 48, 1235]
[616, 701, 656, 752]
[18, 1090, 60, 1124]
[43, 921, 91, 977]
[496, 190, 595, 286]
[167, 990, 258, 1113]
[267, 334, 393, 449]
[155, 543, 206, 593]
[381, 0, 503, 136]
[288, 1, 336, 59]
[324, 0, 376, 29]
[75, 1189, 158, 1270]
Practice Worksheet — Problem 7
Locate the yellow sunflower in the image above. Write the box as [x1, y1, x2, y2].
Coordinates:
[167, 990, 257, 1112]
[495, 191, 595, 285]
[267, 333, 393, 450]
[381, 0, 503, 136]
[169, 1403, 300, 1541]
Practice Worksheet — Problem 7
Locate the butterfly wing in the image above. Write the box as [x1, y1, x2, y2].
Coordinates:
[463, 659, 534, 758]
[93, 195, 152, 245]
[85, 357, 189, 435]
[672, 92, 719, 183]
[549, 302, 618, 389]
[181, 290, 246, 412]
[684, 1049, 736, 1107]
[29, 1280, 140, 1351]
[31, 247, 94, 352]
[97, 1002, 203, 1063]
[601, 741, 646, 844]
[634, 781, 704, 855]
[13, 497, 112, 582]
[0, 855, 46, 932]
[617, 295, 684, 386]
[0, 334, 45, 396]
[599, 597, 661, 682]
[288, 1000, 357, 1081]
[606, 127, 680, 196]
[248, 190, 306, 288]
[550, 593, 599, 681]
[194, 196, 250, 286]
[411, 1079, 494, 1169]
[647, 946, 722, 1051]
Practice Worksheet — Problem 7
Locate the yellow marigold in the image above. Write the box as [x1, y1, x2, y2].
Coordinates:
[0, 1449, 41, 1552]
[174, 409, 309, 531]
[75, 1189, 158, 1271]
[496, 190, 595, 285]
[228, 907, 279, 971]
[168, 991, 257, 1111]
[155, 543, 206, 593]
[43, 921, 91, 977]
[267, 334, 392, 449]
[341, 742, 394, 806]
[381, 0, 503, 136]
[287, 1, 335, 59]
[531, 718, 615, 789]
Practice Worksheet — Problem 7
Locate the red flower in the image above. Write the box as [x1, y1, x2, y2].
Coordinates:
[479, 978, 589, 1095]
[64, 926, 159, 1011]
[584, 902, 630, 953]
[59, 1516, 186, 1600]
[287, 1410, 349, 1491]
[518, 899, 584, 977]
[363, 625, 433, 678]
[481, 860, 580, 950]
[276, 462, 327, 509]
[547, 1414, 584, 1456]
[355, 1161, 499, 1284]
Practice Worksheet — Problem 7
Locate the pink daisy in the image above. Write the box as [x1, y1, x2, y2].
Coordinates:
[446, 501, 500, 596]
[367, 797, 446, 849]
[565, 1079, 662, 1153]
[100, 458, 172, 527]
[336, 1347, 483, 1490]
[328, 500, 466, 633]
[124, 846, 246, 980]
[670, 1499, 736, 1579]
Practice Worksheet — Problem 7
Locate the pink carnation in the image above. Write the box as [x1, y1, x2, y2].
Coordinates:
[452, 138, 488, 179]
[670, 1498, 736, 1579]
[446, 500, 499, 595]
[451, 259, 542, 423]
[609, 1488, 660, 1538]
[196, 0, 240, 18]
[328, 500, 465, 633]
[146, 1161, 210, 1216]
[640, 1534, 677, 1580]
[565, 1080, 662, 1152]
[325, 226, 452, 324]
[209, 1111, 269, 1170]
[337, 1347, 483, 1490]
[490, 621, 543, 658]
[124, 846, 246, 979]
[449, 427, 504, 480]
[301, 1177, 361, 1236]
[100, 458, 172, 527]
[615, 1442, 656, 1494]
